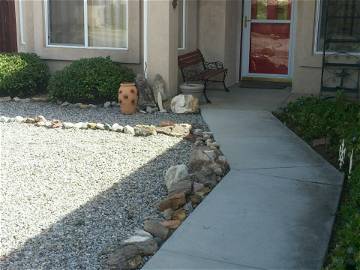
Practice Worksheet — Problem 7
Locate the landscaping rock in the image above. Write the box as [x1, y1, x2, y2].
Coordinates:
[159, 120, 175, 127]
[104, 123, 112, 131]
[156, 123, 192, 137]
[74, 122, 88, 129]
[122, 238, 158, 256]
[14, 116, 24, 123]
[171, 94, 199, 114]
[61, 102, 70, 107]
[161, 209, 174, 220]
[31, 95, 48, 102]
[134, 125, 157, 137]
[13, 97, 21, 102]
[124, 125, 135, 135]
[190, 194, 202, 205]
[111, 123, 124, 132]
[172, 209, 187, 222]
[193, 128, 203, 136]
[144, 220, 169, 241]
[105, 245, 143, 270]
[160, 220, 181, 230]
[34, 115, 47, 123]
[158, 192, 186, 211]
[0, 116, 10, 122]
[79, 103, 90, 109]
[96, 123, 105, 130]
[88, 123, 97, 129]
[24, 118, 36, 124]
[164, 164, 189, 190]
[89, 104, 97, 109]
[111, 101, 118, 106]
[63, 122, 75, 129]
[193, 182, 205, 193]
[136, 74, 157, 110]
[183, 201, 194, 214]
[168, 179, 193, 196]
[51, 120, 63, 128]
[104, 101, 111, 108]
[192, 170, 218, 187]
[0, 96, 11, 102]
[189, 146, 218, 172]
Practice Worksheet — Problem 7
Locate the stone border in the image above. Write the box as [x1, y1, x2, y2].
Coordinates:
[104, 129, 229, 269]
[0, 115, 195, 138]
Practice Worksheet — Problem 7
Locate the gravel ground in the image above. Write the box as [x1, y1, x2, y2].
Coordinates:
[0, 102, 205, 269]
[0, 101, 205, 127]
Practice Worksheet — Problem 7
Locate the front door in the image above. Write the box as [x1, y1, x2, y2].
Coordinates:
[241, 0, 294, 80]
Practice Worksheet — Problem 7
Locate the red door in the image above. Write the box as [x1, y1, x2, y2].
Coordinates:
[0, 0, 18, 53]
[241, 0, 293, 78]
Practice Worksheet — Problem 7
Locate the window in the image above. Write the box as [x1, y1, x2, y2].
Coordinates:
[178, 0, 186, 49]
[316, 0, 360, 53]
[46, 0, 128, 49]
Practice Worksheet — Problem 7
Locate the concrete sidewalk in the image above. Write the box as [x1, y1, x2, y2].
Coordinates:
[144, 88, 343, 269]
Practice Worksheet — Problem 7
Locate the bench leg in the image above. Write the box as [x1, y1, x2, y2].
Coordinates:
[203, 81, 211, 103]
[223, 71, 230, 92]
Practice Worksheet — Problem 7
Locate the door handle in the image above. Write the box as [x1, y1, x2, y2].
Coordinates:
[244, 16, 251, 28]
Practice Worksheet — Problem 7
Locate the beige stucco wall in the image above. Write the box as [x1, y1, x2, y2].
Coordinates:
[198, 0, 242, 86]
[292, 0, 323, 94]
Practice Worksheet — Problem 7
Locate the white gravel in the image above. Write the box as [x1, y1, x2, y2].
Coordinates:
[0, 110, 198, 269]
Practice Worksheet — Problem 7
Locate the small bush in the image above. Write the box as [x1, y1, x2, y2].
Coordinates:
[277, 94, 360, 270]
[0, 53, 50, 97]
[48, 57, 135, 103]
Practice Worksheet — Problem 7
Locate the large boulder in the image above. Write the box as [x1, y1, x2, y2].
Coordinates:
[144, 220, 169, 241]
[188, 146, 219, 172]
[171, 94, 199, 114]
[135, 74, 157, 110]
[164, 164, 189, 191]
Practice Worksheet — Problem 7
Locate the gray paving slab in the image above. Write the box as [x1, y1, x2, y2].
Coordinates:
[144, 249, 263, 270]
[201, 110, 292, 138]
[151, 171, 341, 270]
[143, 87, 343, 270]
[241, 163, 343, 186]
[218, 135, 326, 170]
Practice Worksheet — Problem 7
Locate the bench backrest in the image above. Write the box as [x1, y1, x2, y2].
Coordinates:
[178, 49, 205, 69]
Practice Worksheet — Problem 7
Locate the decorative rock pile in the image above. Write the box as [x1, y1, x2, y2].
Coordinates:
[0, 115, 194, 138]
[104, 129, 229, 269]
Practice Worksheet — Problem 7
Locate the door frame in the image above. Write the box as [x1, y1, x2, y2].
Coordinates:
[0, 0, 17, 53]
[240, 0, 297, 80]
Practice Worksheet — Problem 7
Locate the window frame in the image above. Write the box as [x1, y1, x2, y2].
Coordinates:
[314, 0, 360, 55]
[178, 0, 186, 50]
[44, 0, 129, 50]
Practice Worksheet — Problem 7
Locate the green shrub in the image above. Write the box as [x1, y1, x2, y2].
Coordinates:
[48, 57, 135, 103]
[325, 166, 360, 270]
[0, 53, 49, 97]
[277, 94, 360, 270]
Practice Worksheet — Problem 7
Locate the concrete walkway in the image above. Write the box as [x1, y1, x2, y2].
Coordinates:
[144, 88, 343, 269]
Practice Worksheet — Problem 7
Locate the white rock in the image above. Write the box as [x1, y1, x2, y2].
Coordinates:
[146, 106, 158, 114]
[111, 123, 124, 132]
[134, 229, 153, 238]
[0, 116, 10, 122]
[124, 125, 135, 135]
[164, 164, 189, 190]
[44, 121, 52, 128]
[111, 101, 118, 106]
[88, 104, 97, 109]
[63, 122, 75, 129]
[193, 129, 203, 136]
[104, 101, 111, 108]
[123, 234, 153, 244]
[74, 122, 88, 129]
[96, 123, 105, 130]
[13, 97, 21, 102]
[0, 96, 12, 102]
[15, 116, 24, 123]
[170, 94, 199, 114]
[61, 102, 70, 107]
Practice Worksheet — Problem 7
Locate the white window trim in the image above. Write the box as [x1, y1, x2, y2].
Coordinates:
[314, 0, 360, 56]
[19, 0, 26, 45]
[178, 0, 186, 50]
[44, 0, 129, 50]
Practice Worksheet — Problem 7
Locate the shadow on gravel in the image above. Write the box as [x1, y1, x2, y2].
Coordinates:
[0, 140, 191, 269]
[0, 101, 204, 127]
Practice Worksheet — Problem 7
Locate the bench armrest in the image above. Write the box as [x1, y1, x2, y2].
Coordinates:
[204, 61, 224, 70]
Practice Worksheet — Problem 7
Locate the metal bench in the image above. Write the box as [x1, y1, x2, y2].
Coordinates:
[178, 49, 229, 103]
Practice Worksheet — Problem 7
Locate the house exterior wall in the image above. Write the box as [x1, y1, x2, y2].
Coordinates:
[14, 0, 142, 70]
